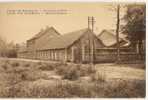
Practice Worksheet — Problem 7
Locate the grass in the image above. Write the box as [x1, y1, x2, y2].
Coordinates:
[103, 79, 145, 98]
[0, 79, 145, 98]
[56, 64, 96, 80]
[23, 63, 30, 67]
[38, 63, 55, 71]
[11, 61, 20, 67]
[62, 66, 80, 80]
[0, 58, 145, 98]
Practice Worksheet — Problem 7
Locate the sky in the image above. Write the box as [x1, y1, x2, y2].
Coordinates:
[0, 2, 126, 44]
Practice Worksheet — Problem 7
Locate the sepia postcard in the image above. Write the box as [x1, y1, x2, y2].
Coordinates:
[0, 0, 146, 98]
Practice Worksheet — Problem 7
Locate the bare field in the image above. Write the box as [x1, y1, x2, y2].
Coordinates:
[95, 64, 145, 80]
[0, 58, 145, 98]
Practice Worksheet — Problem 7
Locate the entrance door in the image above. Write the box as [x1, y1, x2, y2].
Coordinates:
[73, 47, 81, 63]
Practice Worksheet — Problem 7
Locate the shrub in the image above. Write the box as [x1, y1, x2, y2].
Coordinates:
[11, 62, 20, 67]
[62, 66, 80, 81]
[6, 73, 23, 85]
[0, 87, 10, 97]
[103, 79, 145, 98]
[21, 70, 42, 81]
[53, 62, 67, 68]
[87, 65, 96, 74]
[38, 63, 54, 71]
[12, 81, 93, 98]
[0, 78, 145, 97]
[56, 64, 81, 81]
[36, 62, 65, 71]
[23, 63, 30, 67]
[55, 82, 92, 97]
[13, 67, 29, 73]
[1, 63, 8, 71]
[55, 64, 69, 75]
[78, 65, 96, 76]
[91, 71, 106, 83]
[56, 64, 96, 81]
[0, 60, 10, 71]
[4, 60, 10, 65]
[36, 62, 42, 65]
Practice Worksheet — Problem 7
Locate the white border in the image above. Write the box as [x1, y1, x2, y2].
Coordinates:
[0, 0, 146, 100]
[0, 0, 146, 2]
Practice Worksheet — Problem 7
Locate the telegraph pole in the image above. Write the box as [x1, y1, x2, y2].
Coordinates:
[88, 16, 95, 32]
[88, 17, 90, 29]
[116, 4, 120, 62]
[92, 17, 95, 32]
[88, 16, 95, 65]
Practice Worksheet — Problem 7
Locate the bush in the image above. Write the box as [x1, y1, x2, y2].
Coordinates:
[13, 67, 29, 73]
[62, 66, 80, 81]
[78, 65, 96, 76]
[7, 49, 17, 58]
[11, 62, 20, 67]
[56, 64, 81, 81]
[56, 82, 92, 97]
[91, 71, 106, 83]
[4, 60, 10, 65]
[36, 62, 65, 71]
[38, 63, 54, 71]
[10, 81, 92, 98]
[103, 79, 145, 98]
[6, 72, 23, 85]
[1, 63, 8, 71]
[36, 62, 42, 66]
[21, 70, 42, 81]
[0, 60, 11, 71]
[0, 79, 145, 97]
[56, 64, 96, 81]
[23, 63, 30, 67]
[55, 64, 69, 75]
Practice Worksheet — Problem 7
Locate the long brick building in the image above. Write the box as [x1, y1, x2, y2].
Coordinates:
[18, 26, 141, 63]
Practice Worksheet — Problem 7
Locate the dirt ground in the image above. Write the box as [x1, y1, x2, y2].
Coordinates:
[95, 63, 145, 80]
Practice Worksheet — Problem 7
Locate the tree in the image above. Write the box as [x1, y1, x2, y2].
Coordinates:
[6, 41, 18, 57]
[122, 4, 146, 55]
[0, 36, 18, 58]
[0, 36, 7, 57]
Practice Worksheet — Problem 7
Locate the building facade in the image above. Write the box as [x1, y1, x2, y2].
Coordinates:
[18, 27, 141, 63]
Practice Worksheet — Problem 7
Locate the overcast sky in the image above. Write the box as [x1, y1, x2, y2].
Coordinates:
[0, 2, 127, 44]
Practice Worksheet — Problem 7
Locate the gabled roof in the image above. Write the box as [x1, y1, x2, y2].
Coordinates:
[28, 26, 60, 41]
[38, 28, 91, 50]
[98, 29, 128, 47]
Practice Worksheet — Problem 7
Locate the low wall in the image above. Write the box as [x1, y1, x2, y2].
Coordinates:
[94, 53, 140, 63]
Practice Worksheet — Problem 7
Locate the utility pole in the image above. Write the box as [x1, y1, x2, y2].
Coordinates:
[88, 17, 90, 29]
[116, 4, 120, 62]
[88, 16, 95, 65]
[88, 16, 95, 32]
[91, 17, 95, 32]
